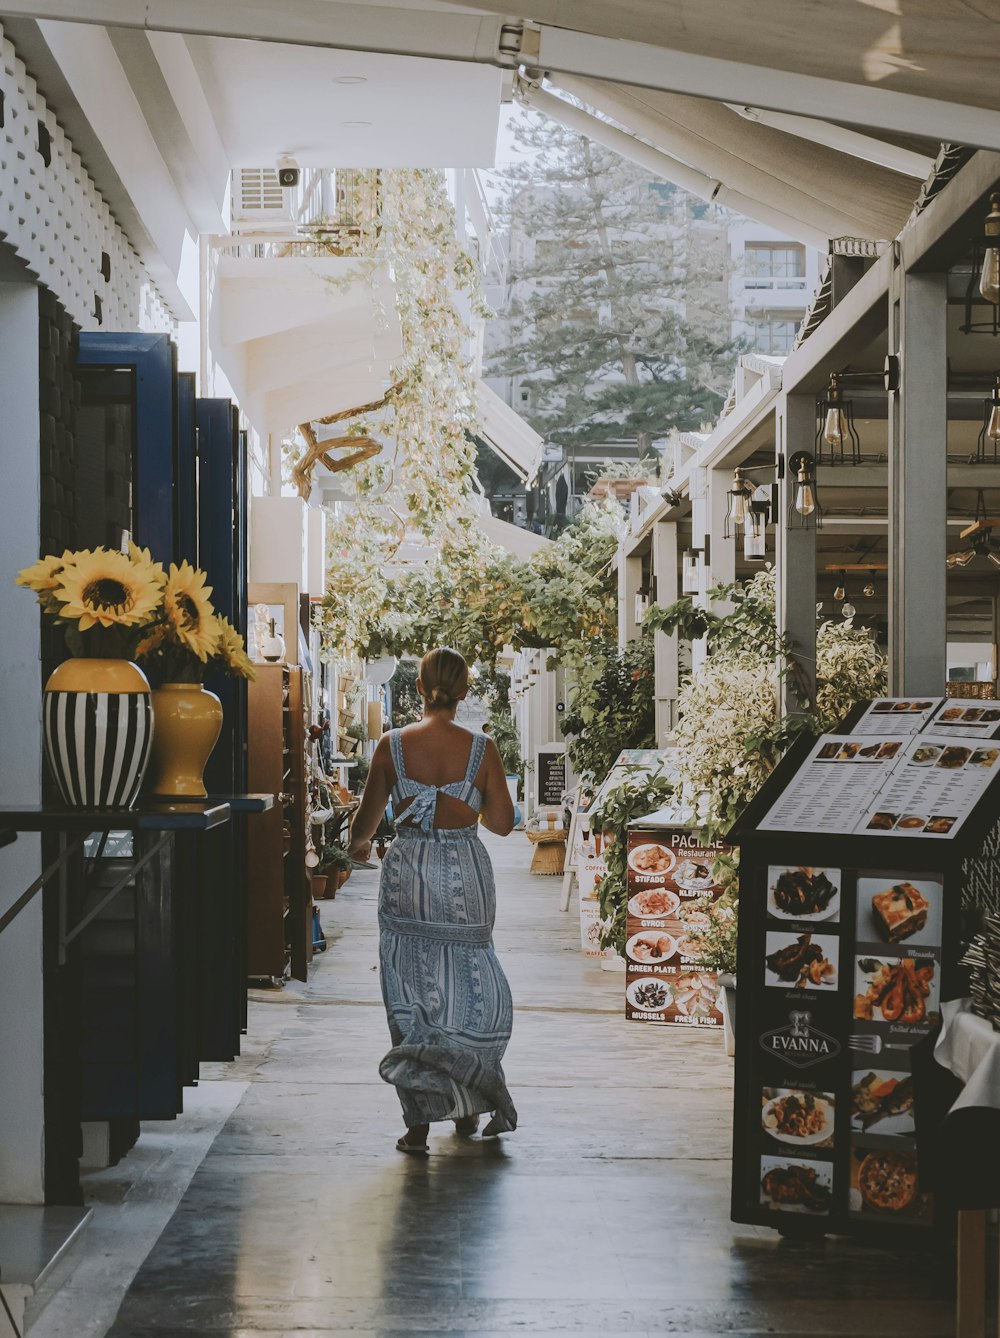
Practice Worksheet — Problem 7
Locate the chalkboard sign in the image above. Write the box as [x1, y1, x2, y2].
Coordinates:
[536, 748, 567, 807]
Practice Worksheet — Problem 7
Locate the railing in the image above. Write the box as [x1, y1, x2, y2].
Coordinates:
[223, 168, 381, 260]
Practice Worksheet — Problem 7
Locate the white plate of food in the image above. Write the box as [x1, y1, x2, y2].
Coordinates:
[761, 1092, 834, 1146]
[626, 977, 671, 1012]
[627, 887, 681, 919]
[627, 842, 676, 877]
[625, 930, 677, 965]
[767, 868, 840, 922]
[673, 857, 715, 891]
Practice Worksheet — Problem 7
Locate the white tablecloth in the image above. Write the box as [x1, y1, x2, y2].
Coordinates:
[934, 997, 1000, 1113]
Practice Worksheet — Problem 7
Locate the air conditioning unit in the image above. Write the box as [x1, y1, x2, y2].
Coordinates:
[231, 168, 291, 229]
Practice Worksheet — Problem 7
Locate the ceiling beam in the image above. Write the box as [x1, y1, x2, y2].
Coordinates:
[0, 2, 515, 63]
[528, 27, 1000, 151]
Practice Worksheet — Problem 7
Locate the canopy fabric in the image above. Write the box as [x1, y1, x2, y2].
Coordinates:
[549, 76, 920, 243]
[440, 1, 1000, 115]
[477, 380, 544, 483]
[479, 513, 553, 557]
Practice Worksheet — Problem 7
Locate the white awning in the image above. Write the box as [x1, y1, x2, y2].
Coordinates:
[521, 77, 920, 247]
[477, 381, 544, 484]
[480, 513, 553, 558]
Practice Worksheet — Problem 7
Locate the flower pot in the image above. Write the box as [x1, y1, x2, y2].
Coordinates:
[147, 683, 223, 798]
[43, 658, 153, 809]
[310, 874, 329, 900]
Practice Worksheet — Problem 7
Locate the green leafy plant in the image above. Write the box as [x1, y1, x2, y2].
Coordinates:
[471, 670, 523, 777]
[560, 633, 656, 783]
[588, 772, 676, 954]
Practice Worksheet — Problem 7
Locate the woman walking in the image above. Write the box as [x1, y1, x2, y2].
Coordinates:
[349, 647, 518, 1154]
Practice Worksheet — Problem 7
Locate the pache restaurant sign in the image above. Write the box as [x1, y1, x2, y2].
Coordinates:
[624, 827, 732, 1028]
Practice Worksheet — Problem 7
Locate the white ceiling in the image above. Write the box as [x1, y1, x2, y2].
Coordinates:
[186, 36, 503, 168]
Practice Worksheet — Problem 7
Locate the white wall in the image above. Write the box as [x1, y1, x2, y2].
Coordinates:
[0, 284, 44, 1202]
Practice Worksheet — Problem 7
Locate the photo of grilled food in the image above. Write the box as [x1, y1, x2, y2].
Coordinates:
[765, 933, 837, 988]
[851, 1072, 914, 1132]
[760, 1162, 832, 1213]
[854, 957, 936, 1025]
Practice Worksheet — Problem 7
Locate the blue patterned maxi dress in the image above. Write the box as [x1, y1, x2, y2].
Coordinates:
[378, 728, 517, 1132]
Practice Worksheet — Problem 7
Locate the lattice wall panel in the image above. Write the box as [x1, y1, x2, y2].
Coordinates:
[0, 25, 174, 334]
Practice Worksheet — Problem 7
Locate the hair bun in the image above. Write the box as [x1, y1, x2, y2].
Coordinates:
[429, 686, 452, 705]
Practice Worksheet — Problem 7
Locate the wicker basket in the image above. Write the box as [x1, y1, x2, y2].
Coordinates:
[526, 827, 567, 875]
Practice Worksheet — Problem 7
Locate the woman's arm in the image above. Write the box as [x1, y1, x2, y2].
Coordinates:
[478, 737, 516, 836]
[348, 735, 393, 859]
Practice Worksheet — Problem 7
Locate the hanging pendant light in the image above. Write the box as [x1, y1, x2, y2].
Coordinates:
[841, 597, 856, 619]
[863, 572, 876, 598]
[980, 194, 1000, 304]
[977, 375, 1000, 462]
[833, 572, 846, 603]
[962, 193, 1000, 335]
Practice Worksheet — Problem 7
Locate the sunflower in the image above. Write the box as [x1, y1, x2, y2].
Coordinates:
[214, 616, 257, 681]
[53, 546, 165, 630]
[16, 551, 74, 613]
[162, 561, 218, 660]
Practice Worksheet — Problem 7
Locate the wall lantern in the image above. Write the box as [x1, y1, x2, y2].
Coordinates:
[743, 485, 771, 561]
[634, 586, 650, 623]
[681, 546, 706, 595]
[724, 469, 753, 537]
[961, 193, 1000, 335]
[977, 374, 1000, 462]
[788, 451, 822, 529]
[815, 359, 900, 465]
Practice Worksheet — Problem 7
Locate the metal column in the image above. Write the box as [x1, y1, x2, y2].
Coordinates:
[776, 394, 818, 715]
[889, 270, 948, 695]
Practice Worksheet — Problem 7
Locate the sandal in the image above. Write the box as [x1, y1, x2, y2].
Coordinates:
[395, 1125, 429, 1155]
[454, 1114, 479, 1136]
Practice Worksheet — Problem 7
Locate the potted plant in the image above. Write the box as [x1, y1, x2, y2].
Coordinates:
[17, 543, 165, 807]
[133, 561, 256, 797]
[318, 840, 353, 893]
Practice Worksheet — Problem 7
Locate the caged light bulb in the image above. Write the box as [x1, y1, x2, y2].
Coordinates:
[823, 405, 846, 450]
[980, 196, 1000, 304]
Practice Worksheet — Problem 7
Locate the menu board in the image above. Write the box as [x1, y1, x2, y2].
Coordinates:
[853, 697, 942, 736]
[758, 736, 901, 835]
[759, 723, 1000, 840]
[930, 699, 1000, 738]
[624, 828, 732, 1027]
[858, 734, 1000, 838]
[589, 748, 673, 816]
[577, 852, 615, 959]
[743, 862, 940, 1231]
[536, 747, 568, 807]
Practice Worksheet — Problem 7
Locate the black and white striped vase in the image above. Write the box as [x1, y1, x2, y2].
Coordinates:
[43, 658, 154, 809]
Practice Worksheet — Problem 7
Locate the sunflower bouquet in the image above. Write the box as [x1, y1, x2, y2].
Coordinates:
[17, 546, 255, 682]
[133, 560, 255, 684]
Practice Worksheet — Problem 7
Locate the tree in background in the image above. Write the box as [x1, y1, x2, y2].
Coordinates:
[487, 110, 740, 459]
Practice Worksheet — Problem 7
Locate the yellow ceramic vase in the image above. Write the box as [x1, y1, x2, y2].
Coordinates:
[147, 683, 223, 798]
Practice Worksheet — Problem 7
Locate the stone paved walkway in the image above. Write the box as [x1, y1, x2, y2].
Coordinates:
[102, 830, 953, 1336]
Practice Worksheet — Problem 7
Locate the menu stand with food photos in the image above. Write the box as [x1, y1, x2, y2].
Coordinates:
[624, 825, 734, 1028]
[727, 697, 1000, 1244]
